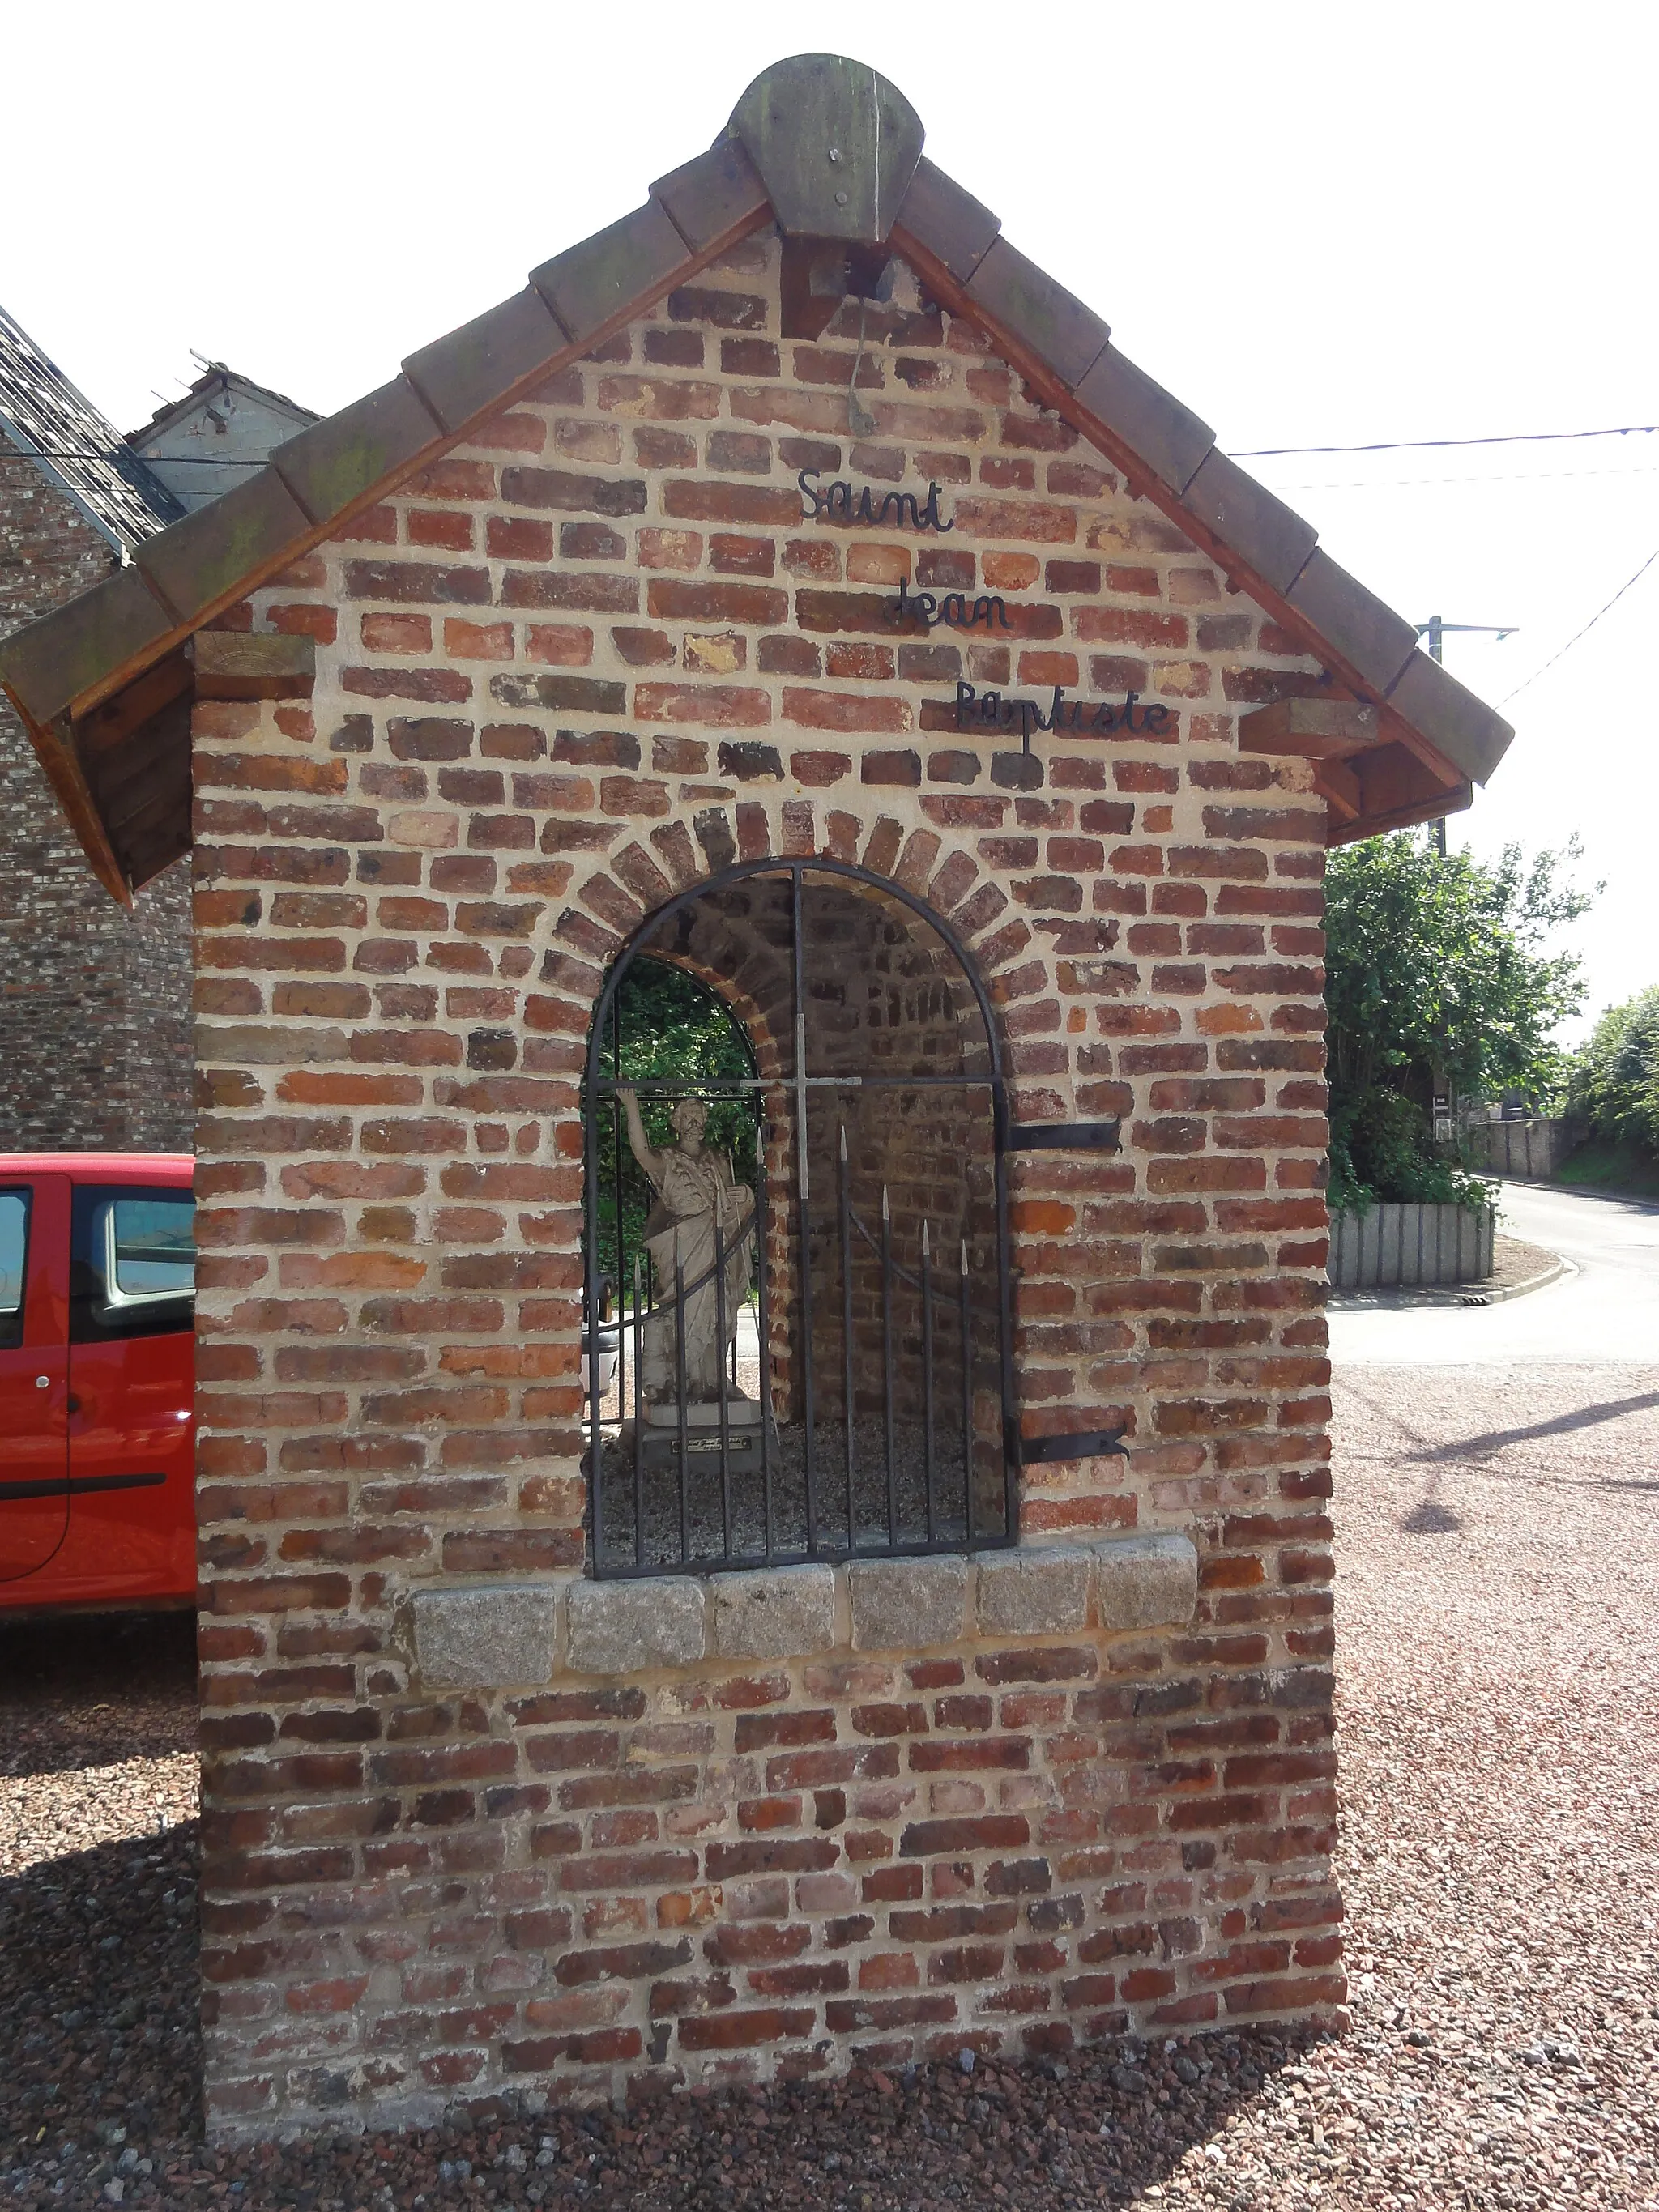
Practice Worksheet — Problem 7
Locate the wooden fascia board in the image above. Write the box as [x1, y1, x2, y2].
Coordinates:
[45, 204, 775, 735]
[1, 683, 133, 906]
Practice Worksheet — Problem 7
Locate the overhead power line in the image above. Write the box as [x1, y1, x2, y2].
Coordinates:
[1265, 461, 1659, 492]
[7, 424, 1659, 470]
[1501, 547, 1659, 705]
[1230, 423, 1659, 458]
[0, 449, 263, 466]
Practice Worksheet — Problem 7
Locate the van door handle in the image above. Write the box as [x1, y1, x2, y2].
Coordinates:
[66, 1395, 81, 1415]
[35, 1375, 49, 1388]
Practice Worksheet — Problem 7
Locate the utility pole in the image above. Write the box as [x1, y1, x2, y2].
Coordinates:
[1416, 617, 1518, 855]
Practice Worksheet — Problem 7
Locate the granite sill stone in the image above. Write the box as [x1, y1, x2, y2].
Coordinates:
[406, 1533, 1201, 1689]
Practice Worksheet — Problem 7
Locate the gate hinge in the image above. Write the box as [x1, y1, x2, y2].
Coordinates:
[1006, 1119, 1121, 1153]
[1017, 1427, 1128, 1466]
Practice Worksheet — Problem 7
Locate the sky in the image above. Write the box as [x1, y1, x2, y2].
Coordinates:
[5, 1, 1653, 1042]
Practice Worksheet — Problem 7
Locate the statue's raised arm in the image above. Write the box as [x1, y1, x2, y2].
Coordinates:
[614, 1087, 668, 1189]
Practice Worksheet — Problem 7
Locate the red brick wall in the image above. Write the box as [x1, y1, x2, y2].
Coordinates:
[0, 441, 193, 1153]
[190, 230, 1340, 2133]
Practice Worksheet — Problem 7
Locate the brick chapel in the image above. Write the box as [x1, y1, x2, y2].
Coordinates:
[0, 55, 1514, 2137]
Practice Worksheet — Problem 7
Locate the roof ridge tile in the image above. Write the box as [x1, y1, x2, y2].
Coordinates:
[403, 288, 571, 439]
[965, 236, 1111, 391]
[271, 377, 446, 529]
[531, 201, 692, 351]
[133, 466, 312, 629]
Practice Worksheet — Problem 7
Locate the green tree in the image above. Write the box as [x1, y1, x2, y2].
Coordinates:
[1568, 986, 1659, 1154]
[1324, 832, 1593, 1211]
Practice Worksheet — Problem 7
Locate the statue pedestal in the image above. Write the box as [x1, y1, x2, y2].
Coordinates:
[636, 1394, 766, 1479]
[643, 1396, 762, 1431]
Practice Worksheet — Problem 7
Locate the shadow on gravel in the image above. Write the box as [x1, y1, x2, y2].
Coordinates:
[1401, 1495, 1463, 1534]
[0, 1818, 203, 2166]
[0, 1613, 197, 1780]
[1405, 1386, 1659, 1465]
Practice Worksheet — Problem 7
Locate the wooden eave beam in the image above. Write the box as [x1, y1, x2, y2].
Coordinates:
[190, 631, 318, 701]
[1239, 697, 1380, 759]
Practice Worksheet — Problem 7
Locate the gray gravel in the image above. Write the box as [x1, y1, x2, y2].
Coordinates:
[2, 1359, 1656, 2209]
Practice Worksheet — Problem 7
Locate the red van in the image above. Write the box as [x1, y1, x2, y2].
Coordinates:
[0, 1154, 195, 1613]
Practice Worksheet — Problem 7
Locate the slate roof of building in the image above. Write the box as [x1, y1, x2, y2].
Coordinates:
[0, 53, 1515, 903]
[126, 363, 319, 450]
[0, 302, 185, 552]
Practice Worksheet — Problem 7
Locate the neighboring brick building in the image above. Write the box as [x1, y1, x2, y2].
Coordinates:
[0, 314, 316, 1151]
[0, 303, 191, 1150]
[1, 56, 1515, 2138]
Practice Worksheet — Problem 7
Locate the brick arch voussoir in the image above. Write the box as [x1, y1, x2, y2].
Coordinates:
[558, 797, 1021, 1079]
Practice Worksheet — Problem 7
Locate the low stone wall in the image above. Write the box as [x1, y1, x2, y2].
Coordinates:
[1328, 1203, 1495, 1289]
[1465, 1117, 1576, 1181]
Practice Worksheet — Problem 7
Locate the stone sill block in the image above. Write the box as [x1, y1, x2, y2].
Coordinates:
[407, 1534, 1198, 1690]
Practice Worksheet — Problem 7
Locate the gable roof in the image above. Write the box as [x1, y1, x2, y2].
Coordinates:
[0, 300, 185, 553]
[126, 361, 318, 451]
[126, 364, 321, 516]
[0, 53, 1512, 906]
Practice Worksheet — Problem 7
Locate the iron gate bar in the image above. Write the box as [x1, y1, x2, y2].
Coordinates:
[631, 1255, 644, 1569]
[881, 1183, 897, 1549]
[757, 1136, 775, 1563]
[674, 1240, 689, 1562]
[922, 1219, 936, 1545]
[715, 1219, 731, 1558]
[581, 855, 1021, 1579]
[611, 1017, 627, 1418]
[791, 867, 818, 1555]
[960, 1240, 974, 1545]
[838, 1126, 855, 1548]
[589, 1074, 1000, 1092]
[593, 1534, 996, 1580]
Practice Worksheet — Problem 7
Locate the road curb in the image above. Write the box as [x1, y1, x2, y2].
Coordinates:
[1452, 1255, 1572, 1307]
[1328, 1253, 1574, 1313]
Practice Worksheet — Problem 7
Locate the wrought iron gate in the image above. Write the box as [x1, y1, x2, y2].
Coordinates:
[581, 859, 1017, 1579]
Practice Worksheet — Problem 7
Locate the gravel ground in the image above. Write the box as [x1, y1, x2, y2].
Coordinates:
[2, 1359, 1656, 2210]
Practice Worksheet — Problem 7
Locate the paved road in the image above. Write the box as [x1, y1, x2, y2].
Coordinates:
[1330, 1179, 1659, 1364]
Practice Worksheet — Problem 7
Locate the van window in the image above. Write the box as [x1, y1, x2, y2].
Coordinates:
[0, 1189, 28, 1350]
[70, 1185, 195, 1342]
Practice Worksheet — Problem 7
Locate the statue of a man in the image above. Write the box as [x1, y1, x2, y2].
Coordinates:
[615, 1090, 757, 1406]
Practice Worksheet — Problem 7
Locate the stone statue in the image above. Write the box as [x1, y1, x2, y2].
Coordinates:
[616, 1090, 757, 1413]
